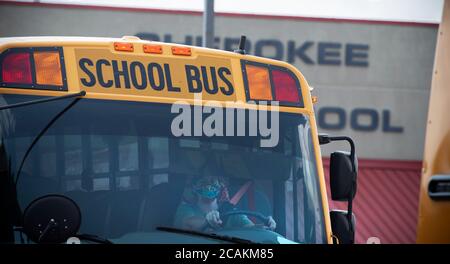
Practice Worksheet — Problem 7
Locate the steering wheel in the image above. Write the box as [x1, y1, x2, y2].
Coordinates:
[221, 210, 271, 226]
[201, 209, 272, 231]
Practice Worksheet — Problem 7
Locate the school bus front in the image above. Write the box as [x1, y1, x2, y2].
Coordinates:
[0, 36, 357, 244]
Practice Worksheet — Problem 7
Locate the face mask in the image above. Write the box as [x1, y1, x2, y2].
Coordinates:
[194, 183, 221, 199]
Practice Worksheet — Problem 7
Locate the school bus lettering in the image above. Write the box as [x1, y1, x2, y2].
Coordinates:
[185, 64, 202, 93]
[164, 63, 181, 92]
[111, 60, 130, 89]
[147, 62, 165, 90]
[97, 59, 113, 88]
[218, 67, 234, 96]
[129, 61, 146, 90]
[185, 65, 234, 95]
[79, 58, 96, 87]
[75, 49, 236, 101]
[79, 58, 200, 92]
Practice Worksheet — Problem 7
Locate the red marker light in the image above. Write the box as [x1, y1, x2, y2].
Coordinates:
[272, 69, 300, 103]
[2, 52, 32, 84]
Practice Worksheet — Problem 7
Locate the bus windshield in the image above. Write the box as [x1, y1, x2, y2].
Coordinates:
[0, 94, 325, 244]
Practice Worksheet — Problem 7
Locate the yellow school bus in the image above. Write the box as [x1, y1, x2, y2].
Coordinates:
[416, 0, 450, 244]
[0, 36, 357, 244]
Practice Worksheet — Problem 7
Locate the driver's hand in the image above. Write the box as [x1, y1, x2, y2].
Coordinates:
[206, 210, 223, 228]
[267, 216, 276, 230]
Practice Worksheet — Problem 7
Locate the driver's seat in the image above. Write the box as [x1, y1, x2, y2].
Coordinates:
[230, 182, 273, 217]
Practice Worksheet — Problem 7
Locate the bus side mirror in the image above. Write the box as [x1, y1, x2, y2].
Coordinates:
[319, 134, 358, 244]
[22, 195, 81, 244]
[330, 210, 356, 244]
[330, 151, 357, 201]
[319, 134, 358, 201]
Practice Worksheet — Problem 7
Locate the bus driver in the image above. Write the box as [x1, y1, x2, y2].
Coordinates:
[173, 174, 277, 232]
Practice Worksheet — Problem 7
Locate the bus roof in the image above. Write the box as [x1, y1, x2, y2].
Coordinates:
[0, 36, 313, 114]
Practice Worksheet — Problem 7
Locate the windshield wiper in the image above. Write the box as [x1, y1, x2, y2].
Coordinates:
[77, 234, 113, 244]
[156, 226, 257, 244]
[0, 91, 86, 110]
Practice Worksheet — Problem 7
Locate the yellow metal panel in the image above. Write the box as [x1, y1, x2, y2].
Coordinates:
[417, 0, 450, 243]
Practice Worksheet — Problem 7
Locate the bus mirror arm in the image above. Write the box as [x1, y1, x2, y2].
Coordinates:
[318, 134, 357, 174]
